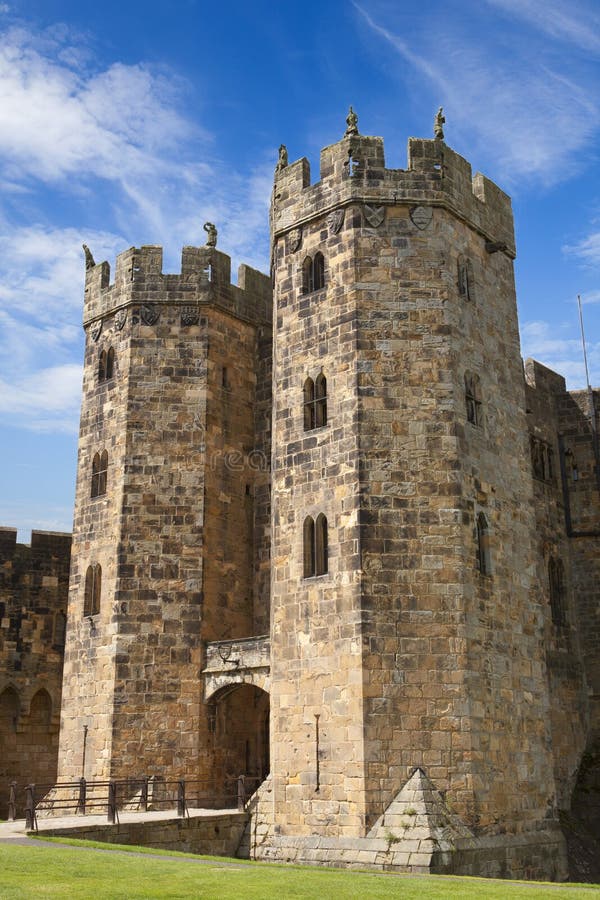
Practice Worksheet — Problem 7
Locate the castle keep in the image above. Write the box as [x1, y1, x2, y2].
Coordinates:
[3, 112, 598, 879]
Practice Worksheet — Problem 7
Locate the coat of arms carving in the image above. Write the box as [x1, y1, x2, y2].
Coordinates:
[140, 305, 159, 326]
[90, 320, 102, 342]
[364, 205, 385, 228]
[288, 228, 302, 253]
[327, 209, 345, 235]
[181, 307, 199, 326]
[410, 206, 433, 230]
[114, 309, 127, 331]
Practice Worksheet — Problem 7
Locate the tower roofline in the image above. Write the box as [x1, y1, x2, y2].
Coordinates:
[82, 244, 271, 329]
[272, 132, 515, 256]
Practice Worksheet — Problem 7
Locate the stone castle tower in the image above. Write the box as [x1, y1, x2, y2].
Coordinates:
[58, 243, 272, 791]
[55, 113, 599, 879]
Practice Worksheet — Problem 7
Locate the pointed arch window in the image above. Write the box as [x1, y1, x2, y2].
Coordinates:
[465, 372, 482, 427]
[476, 512, 491, 575]
[98, 347, 115, 382]
[303, 514, 328, 578]
[548, 557, 566, 626]
[303, 516, 315, 578]
[91, 450, 108, 498]
[302, 253, 326, 294]
[84, 564, 101, 617]
[303, 372, 327, 430]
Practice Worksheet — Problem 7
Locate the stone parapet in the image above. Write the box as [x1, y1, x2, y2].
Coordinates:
[273, 133, 515, 255]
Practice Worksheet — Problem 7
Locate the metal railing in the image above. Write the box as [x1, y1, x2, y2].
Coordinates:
[19, 773, 264, 831]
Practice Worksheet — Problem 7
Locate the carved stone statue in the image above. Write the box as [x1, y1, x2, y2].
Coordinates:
[275, 144, 288, 174]
[203, 222, 217, 248]
[82, 243, 95, 270]
[434, 107, 445, 140]
[345, 106, 359, 137]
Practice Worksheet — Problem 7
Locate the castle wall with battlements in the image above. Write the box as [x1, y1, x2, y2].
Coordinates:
[1, 115, 598, 880]
[0, 528, 71, 811]
[57, 245, 272, 786]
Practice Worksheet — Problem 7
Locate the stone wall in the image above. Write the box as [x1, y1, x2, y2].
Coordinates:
[57, 244, 271, 788]
[0, 528, 70, 814]
[39, 809, 248, 856]
[269, 125, 560, 851]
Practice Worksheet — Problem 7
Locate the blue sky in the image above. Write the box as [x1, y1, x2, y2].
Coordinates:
[0, 0, 599, 541]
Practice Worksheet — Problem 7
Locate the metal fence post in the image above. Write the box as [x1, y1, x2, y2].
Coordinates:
[77, 777, 86, 815]
[237, 775, 245, 811]
[107, 780, 117, 824]
[177, 779, 185, 818]
[25, 784, 36, 831]
[141, 776, 148, 812]
[8, 781, 16, 821]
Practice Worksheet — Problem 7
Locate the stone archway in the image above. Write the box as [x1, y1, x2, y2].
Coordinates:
[209, 684, 270, 803]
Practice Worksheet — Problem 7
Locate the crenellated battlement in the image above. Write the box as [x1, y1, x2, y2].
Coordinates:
[0, 527, 71, 607]
[83, 244, 272, 329]
[272, 131, 515, 255]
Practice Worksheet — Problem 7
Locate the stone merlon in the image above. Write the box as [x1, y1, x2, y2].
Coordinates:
[273, 133, 515, 256]
[83, 245, 272, 329]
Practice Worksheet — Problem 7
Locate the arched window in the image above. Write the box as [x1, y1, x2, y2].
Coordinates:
[476, 513, 491, 575]
[313, 252, 325, 291]
[106, 347, 115, 380]
[84, 564, 101, 617]
[315, 514, 328, 576]
[91, 450, 108, 498]
[303, 516, 315, 578]
[302, 254, 326, 294]
[303, 378, 315, 430]
[549, 557, 566, 626]
[98, 347, 115, 382]
[29, 689, 52, 725]
[98, 349, 107, 382]
[465, 372, 482, 427]
[303, 514, 328, 578]
[304, 373, 327, 430]
[315, 373, 327, 427]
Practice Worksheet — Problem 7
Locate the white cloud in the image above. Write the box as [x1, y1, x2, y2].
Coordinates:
[0, 363, 82, 432]
[484, 0, 600, 54]
[520, 319, 600, 389]
[563, 231, 600, 267]
[0, 27, 197, 186]
[354, 3, 599, 186]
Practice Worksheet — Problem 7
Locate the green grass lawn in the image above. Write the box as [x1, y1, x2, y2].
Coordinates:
[0, 840, 599, 899]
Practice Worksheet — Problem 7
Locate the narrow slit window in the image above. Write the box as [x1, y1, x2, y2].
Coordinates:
[303, 378, 315, 430]
[476, 513, 491, 575]
[91, 451, 108, 498]
[315, 373, 327, 427]
[465, 372, 482, 427]
[315, 514, 328, 576]
[303, 516, 315, 578]
[84, 564, 102, 617]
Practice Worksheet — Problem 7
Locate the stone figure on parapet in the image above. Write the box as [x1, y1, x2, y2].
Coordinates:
[82, 243, 95, 270]
[203, 222, 217, 248]
[275, 144, 288, 174]
[434, 107, 445, 140]
[345, 106, 359, 137]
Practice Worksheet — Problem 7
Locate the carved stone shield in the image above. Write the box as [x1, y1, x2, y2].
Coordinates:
[140, 305, 159, 326]
[181, 307, 199, 326]
[288, 228, 302, 253]
[90, 320, 102, 342]
[114, 309, 127, 331]
[410, 206, 433, 230]
[364, 205, 385, 228]
[327, 208, 345, 235]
